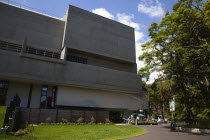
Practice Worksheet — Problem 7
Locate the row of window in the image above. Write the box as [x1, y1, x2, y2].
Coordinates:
[66, 54, 87, 64]
[27, 47, 60, 59]
[0, 81, 57, 109]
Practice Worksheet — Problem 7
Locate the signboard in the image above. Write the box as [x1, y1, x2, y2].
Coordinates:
[169, 96, 175, 111]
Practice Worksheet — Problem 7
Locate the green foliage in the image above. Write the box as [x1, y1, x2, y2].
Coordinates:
[0, 125, 145, 140]
[0, 106, 7, 128]
[90, 116, 96, 123]
[61, 118, 68, 123]
[45, 117, 51, 123]
[105, 118, 111, 123]
[76, 117, 84, 123]
[139, 0, 210, 121]
[197, 109, 210, 120]
[10, 128, 28, 137]
[145, 80, 174, 119]
[184, 119, 210, 129]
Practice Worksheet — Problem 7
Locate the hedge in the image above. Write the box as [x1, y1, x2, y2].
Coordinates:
[131, 121, 158, 125]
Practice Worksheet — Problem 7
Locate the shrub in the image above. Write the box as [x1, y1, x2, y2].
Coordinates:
[61, 118, 68, 123]
[90, 117, 96, 123]
[11, 128, 28, 136]
[27, 125, 34, 132]
[0, 106, 7, 128]
[77, 117, 84, 123]
[19, 121, 28, 129]
[46, 117, 52, 123]
[131, 121, 158, 125]
[105, 118, 111, 123]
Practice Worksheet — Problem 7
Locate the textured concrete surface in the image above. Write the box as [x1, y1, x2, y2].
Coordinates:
[64, 5, 136, 63]
[125, 124, 210, 140]
[57, 86, 148, 110]
[0, 51, 142, 93]
[0, 2, 148, 110]
[0, 2, 64, 52]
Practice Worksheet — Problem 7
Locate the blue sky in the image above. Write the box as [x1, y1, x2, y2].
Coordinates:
[9, 0, 178, 83]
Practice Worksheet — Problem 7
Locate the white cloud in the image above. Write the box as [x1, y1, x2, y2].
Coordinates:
[91, 8, 150, 81]
[135, 31, 144, 42]
[146, 71, 162, 84]
[117, 13, 140, 30]
[138, 0, 164, 18]
[92, 8, 114, 20]
[117, 13, 144, 42]
[135, 43, 144, 71]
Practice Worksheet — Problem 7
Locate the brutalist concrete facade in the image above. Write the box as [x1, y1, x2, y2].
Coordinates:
[0, 2, 148, 113]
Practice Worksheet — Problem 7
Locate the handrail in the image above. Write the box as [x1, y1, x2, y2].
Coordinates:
[0, 40, 22, 52]
[0, 40, 61, 59]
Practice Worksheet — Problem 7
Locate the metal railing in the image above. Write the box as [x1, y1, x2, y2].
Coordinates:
[0, 40, 61, 59]
[27, 47, 61, 59]
[0, 0, 61, 20]
[0, 40, 22, 52]
[3, 107, 13, 128]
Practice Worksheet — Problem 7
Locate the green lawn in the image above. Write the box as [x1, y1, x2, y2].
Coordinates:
[0, 125, 145, 140]
[0, 106, 7, 128]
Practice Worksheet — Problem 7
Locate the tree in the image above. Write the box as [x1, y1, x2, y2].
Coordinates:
[139, 0, 210, 121]
[145, 79, 173, 120]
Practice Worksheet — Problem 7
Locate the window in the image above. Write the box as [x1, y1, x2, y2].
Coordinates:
[40, 86, 48, 109]
[66, 55, 87, 64]
[51, 86, 57, 108]
[0, 81, 9, 105]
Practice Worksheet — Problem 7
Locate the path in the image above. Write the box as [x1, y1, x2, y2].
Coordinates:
[125, 124, 210, 140]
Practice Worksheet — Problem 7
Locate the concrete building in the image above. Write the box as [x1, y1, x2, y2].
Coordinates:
[0, 2, 148, 121]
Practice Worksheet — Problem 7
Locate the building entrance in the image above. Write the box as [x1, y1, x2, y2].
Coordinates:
[0, 81, 9, 105]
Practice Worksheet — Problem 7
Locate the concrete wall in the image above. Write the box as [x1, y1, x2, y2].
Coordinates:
[4, 80, 147, 110]
[5, 81, 40, 108]
[67, 49, 137, 73]
[0, 50, 141, 93]
[0, 3, 147, 110]
[57, 86, 143, 110]
[0, 2, 65, 53]
[6, 82, 30, 107]
[63, 5, 136, 63]
[19, 108, 109, 124]
[30, 84, 41, 108]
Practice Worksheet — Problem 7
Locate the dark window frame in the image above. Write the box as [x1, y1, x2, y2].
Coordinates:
[66, 54, 87, 64]
[0, 81, 9, 106]
[40, 86, 48, 109]
[51, 86, 57, 108]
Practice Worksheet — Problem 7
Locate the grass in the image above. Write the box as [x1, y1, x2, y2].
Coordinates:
[184, 123, 210, 129]
[0, 106, 7, 128]
[0, 125, 145, 140]
[176, 120, 210, 129]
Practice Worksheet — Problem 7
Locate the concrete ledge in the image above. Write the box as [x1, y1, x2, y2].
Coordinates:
[175, 126, 210, 134]
[20, 53, 66, 64]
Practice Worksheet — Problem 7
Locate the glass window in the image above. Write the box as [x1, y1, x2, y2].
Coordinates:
[40, 86, 48, 108]
[0, 81, 9, 106]
[66, 55, 87, 64]
[51, 86, 57, 108]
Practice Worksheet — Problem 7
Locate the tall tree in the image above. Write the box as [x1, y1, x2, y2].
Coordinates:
[139, 0, 210, 121]
[145, 79, 174, 119]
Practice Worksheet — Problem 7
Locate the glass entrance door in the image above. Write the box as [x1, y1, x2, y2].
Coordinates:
[0, 81, 9, 105]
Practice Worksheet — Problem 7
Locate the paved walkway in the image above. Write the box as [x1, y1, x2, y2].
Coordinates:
[125, 124, 210, 140]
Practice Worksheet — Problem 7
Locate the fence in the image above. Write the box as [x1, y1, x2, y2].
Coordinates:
[19, 108, 109, 124]
[0, 40, 22, 53]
